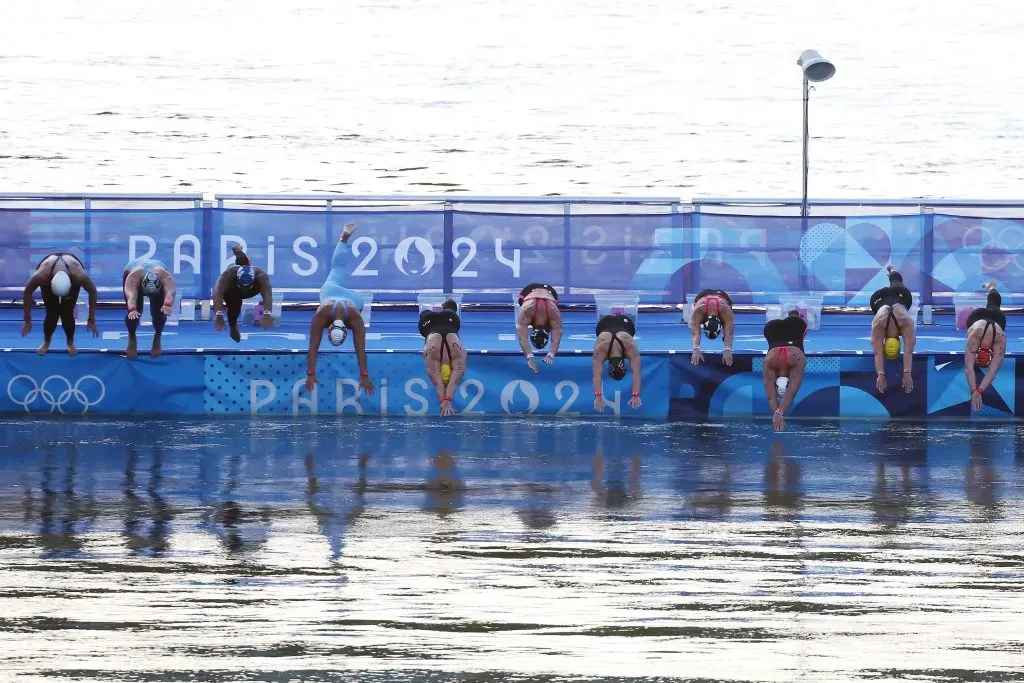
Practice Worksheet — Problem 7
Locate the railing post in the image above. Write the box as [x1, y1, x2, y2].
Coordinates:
[200, 197, 216, 298]
[688, 204, 701, 299]
[563, 202, 572, 300]
[443, 202, 454, 294]
[669, 202, 682, 304]
[324, 200, 335, 290]
[83, 199, 92, 272]
[922, 205, 935, 307]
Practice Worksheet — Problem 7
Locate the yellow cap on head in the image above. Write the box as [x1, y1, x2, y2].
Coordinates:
[440, 363, 452, 384]
[883, 337, 901, 361]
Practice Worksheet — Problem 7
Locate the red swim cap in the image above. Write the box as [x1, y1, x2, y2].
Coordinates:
[977, 345, 992, 369]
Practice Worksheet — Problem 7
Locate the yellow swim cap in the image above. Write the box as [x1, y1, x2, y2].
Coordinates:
[883, 337, 901, 360]
[440, 363, 452, 384]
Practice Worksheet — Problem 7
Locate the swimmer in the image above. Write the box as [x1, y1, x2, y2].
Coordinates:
[123, 256, 176, 360]
[419, 299, 467, 417]
[690, 288, 735, 366]
[516, 283, 563, 372]
[21, 252, 99, 356]
[965, 282, 1008, 412]
[592, 312, 642, 412]
[211, 245, 274, 342]
[762, 310, 808, 432]
[305, 223, 374, 395]
[869, 266, 916, 394]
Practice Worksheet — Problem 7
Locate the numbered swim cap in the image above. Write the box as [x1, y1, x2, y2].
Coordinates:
[440, 363, 452, 384]
[776, 377, 789, 398]
[883, 337, 900, 361]
[607, 357, 627, 381]
[236, 265, 256, 289]
[141, 269, 161, 295]
[530, 328, 549, 350]
[327, 321, 348, 346]
[703, 315, 722, 340]
[977, 345, 992, 369]
[50, 271, 71, 297]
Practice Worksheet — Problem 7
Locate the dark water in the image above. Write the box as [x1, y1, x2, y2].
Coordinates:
[2, 417, 1024, 682]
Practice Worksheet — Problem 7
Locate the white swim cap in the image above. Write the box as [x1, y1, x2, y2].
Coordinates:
[327, 321, 347, 346]
[50, 271, 71, 297]
[141, 269, 161, 295]
[776, 377, 789, 397]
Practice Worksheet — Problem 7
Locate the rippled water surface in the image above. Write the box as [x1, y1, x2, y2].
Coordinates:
[2, 418, 1024, 681]
[2, 0, 1024, 197]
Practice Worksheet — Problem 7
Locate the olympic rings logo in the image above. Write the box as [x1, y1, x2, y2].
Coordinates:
[6, 375, 106, 414]
[960, 222, 1024, 273]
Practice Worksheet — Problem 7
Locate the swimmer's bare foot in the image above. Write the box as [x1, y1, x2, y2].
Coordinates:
[229, 326, 241, 343]
[126, 336, 138, 360]
[67, 342, 78, 356]
[982, 281, 995, 292]
[36, 340, 50, 356]
[341, 222, 357, 243]
[886, 264, 895, 274]
[151, 335, 162, 358]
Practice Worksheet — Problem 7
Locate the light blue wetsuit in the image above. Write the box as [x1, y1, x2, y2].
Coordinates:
[319, 240, 363, 319]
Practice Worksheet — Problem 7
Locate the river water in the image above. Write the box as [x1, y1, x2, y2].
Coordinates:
[2, 0, 1024, 199]
[2, 417, 1023, 681]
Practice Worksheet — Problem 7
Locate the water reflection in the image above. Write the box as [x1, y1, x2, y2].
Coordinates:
[2, 418, 1024, 682]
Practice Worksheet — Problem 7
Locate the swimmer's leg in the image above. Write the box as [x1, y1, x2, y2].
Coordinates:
[987, 287, 1002, 309]
[150, 293, 167, 358]
[59, 296, 77, 356]
[39, 293, 58, 356]
[226, 293, 243, 343]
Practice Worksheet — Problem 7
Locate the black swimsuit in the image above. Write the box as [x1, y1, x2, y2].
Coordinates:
[596, 314, 635, 359]
[869, 285, 913, 314]
[763, 316, 807, 352]
[419, 310, 461, 362]
[966, 305, 1006, 332]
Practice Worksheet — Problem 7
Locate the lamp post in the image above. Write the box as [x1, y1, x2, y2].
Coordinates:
[797, 49, 835, 290]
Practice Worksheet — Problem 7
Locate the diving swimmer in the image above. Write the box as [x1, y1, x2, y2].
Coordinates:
[123, 256, 176, 360]
[592, 312, 642, 412]
[869, 266, 916, 394]
[211, 245, 274, 342]
[305, 223, 374, 395]
[690, 288, 735, 366]
[965, 282, 1008, 412]
[516, 283, 563, 373]
[419, 299, 468, 416]
[22, 252, 99, 356]
[762, 310, 808, 432]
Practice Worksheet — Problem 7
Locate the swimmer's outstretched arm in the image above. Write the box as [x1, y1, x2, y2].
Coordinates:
[211, 269, 233, 314]
[870, 319, 885, 378]
[256, 269, 273, 311]
[762, 365, 780, 413]
[965, 332, 980, 394]
[515, 307, 533, 358]
[349, 316, 375, 395]
[628, 345, 642, 399]
[548, 315, 563, 357]
[21, 272, 42, 325]
[81, 275, 99, 334]
[591, 342, 605, 406]
[306, 309, 328, 383]
[158, 269, 177, 311]
[423, 350, 446, 401]
[779, 363, 804, 415]
[124, 269, 142, 312]
[446, 337, 467, 399]
[900, 322, 916, 392]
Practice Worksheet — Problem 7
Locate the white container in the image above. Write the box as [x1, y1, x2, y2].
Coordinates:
[179, 299, 197, 321]
[594, 293, 640, 325]
[777, 294, 824, 330]
[357, 291, 374, 328]
[953, 293, 988, 332]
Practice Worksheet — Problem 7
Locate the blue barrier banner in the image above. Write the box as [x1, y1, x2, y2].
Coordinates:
[5, 204, 1024, 308]
[205, 353, 671, 418]
[0, 208, 204, 296]
[931, 214, 1024, 297]
[214, 209, 445, 300]
[0, 353, 205, 415]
